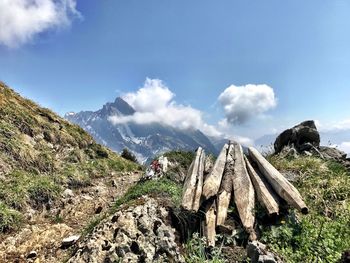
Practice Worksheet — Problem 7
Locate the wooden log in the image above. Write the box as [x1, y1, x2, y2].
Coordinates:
[244, 156, 279, 216]
[202, 144, 229, 200]
[232, 142, 256, 240]
[248, 147, 308, 214]
[204, 155, 214, 179]
[192, 151, 206, 212]
[204, 199, 217, 247]
[182, 147, 203, 210]
[216, 143, 235, 226]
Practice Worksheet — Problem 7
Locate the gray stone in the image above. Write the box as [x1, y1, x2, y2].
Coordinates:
[274, 120, 320, 154]
[67, 197, 184, 263]
[247, 241, 266, 263]
[258, 254, 277, 263]
[61, 235, 80, 248]
[62, 188, 74, 198]
[319, 146, 347, 161]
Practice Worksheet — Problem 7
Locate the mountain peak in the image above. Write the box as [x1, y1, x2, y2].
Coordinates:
[99, 97, 135, 117]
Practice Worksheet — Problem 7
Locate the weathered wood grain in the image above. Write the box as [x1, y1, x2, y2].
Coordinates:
[245, 156, 279, 216]
[192, 151, 206, 212]
[204, 199, 217, 247]
[202, 144, 229, 200]
[216, 143, 235, 226]
[232, 142, 256, 239]
[248, 147, 308, 214]
[182, 147, 203, 210]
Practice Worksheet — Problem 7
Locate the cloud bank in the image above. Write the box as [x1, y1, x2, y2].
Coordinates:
[0, 0, 80, 48]
[108, 78, 222, 137]
[317, 119, 350, 133]
[218, 84, 277, 124]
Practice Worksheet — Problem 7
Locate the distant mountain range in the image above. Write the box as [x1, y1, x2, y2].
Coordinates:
[65, 97, 219, 163]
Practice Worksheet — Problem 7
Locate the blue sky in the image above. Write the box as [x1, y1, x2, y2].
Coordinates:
[1, 0, 350, 145]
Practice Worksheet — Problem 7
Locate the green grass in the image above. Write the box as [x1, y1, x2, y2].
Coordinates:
[81, 176, 183, 237]
[261, 155, 350, 263]
[115, 177, 183, 208]
[81, 214, 104, 237]
[162, 150, 195, 171]
[184, 233, 226, 263]
[28, 175, 61, 208]
[0, 171, 61, 210]
[0, 202, 22, 232]
[0, 82, 140, 231]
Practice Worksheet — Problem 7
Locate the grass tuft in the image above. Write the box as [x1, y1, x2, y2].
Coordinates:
[115, 177, 182, 208]
[0, 202, 22, 232]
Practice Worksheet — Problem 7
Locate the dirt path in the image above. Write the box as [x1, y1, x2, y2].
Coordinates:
[0, 171, 142, 263]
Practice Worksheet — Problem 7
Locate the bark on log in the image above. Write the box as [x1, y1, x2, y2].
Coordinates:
[216, 143, 235, 226]
[192, 151, 206, 212]
[232, 142, 256, 240]
[248, 147, 308, 214]
[202, 144, 229, 200]
[182, 147, 203, 211]
[244, 156, 279, 216]
[204, 199, 217, 247]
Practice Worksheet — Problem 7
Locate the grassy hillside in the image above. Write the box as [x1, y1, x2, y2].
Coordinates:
[149, 150, 350, 262]
[0, 82, 139, 232]
[261, 155, 350, 262]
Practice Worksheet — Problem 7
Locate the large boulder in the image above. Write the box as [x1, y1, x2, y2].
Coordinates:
[274, 120, 320, 154]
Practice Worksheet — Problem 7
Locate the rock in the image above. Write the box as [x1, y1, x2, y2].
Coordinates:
[27, 250, 37, 259]
[279, 145, 299, 159]
[319, 146, 350, 170]
[61, 235, 80, 249]
[25, 208, 36, 221]
[82, 195, 93, 200]
[112, 179, 118, 187]
[247, 241, 281, 263]
[340, 250, 350, 263]
[95, 205, 103, 214]
[247, 241, 266, 263]
[258, 254, 277, 263]
[274, 120, 320, 154]
[67, 197, 184, 263]
[62, 188, 74, 198]
[319, 146, 347, 161]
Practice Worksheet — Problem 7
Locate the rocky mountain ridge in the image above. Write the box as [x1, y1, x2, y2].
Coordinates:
[65, 97, 218, 163]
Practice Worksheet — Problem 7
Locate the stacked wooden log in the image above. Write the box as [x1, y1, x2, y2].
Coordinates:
[181, 141, 308, 246]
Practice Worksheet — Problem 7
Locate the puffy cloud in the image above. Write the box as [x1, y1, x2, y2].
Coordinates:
[218, 84, 277, 124]
[108, 78, 222, 137]
[0, 0, 80, 48]
[123, 78, 174, 112]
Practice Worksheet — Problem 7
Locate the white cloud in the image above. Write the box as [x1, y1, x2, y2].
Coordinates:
[123, 78, 174, 112]
[108, 78, 222, 137]
[339, 142, 350, 154]
[317, 119, 350, 132]
[218, 84, 277, 124]
[0, 0, 80, 48]
[231, 135, 254, 146]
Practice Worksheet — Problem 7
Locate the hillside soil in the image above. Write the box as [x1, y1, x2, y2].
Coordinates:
[0, 171, 141, 263]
